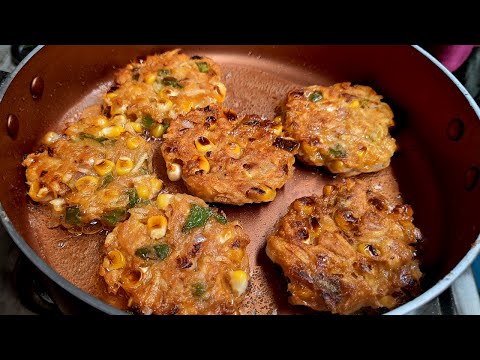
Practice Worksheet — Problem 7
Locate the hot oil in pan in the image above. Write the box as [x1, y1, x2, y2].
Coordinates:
[25, 52, 443, 315]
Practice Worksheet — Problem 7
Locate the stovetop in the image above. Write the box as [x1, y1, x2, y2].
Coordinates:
[1, 45, 480, 315]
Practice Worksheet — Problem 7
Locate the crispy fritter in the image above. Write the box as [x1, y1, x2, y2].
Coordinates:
[101, 49, 226, 138]
[161, 105, 298, 205]
[284, 82, 396, 176]
[266, 179, 423, 314]
[22, 132, 163, 230]
[99, 194, 250, 315]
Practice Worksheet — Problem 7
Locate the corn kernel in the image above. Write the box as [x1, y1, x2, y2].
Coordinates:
[102, 125, 125, 138]
[379, 295, 396, 309]
[271, 124, 283, 136]
[194, 137, 215, 154]
[144, 73, 157, 84]
[330, 160, 346, 172]
[121, 269, 143, 289]
[112, 114, 128, 127]
[37, 187, 49, 199]
[124, 122, 143, 134]
[94, 159, 114, 176]
[75, 176, 99, 192]
[157, 194, 173, 210]
[28, 181, 40, 201]
[167, 163, 182, 181]
[111, 104, 127, 116]
[136, 185, 150, 199]
[49, 198, 66, 212]
[214, 82, 227, 102]
[323, 185, 336, 196]
[219, 229, 233, 244]
[157, 98, 173, 112]
[150, 178, 163, 194]
[273, 116, 282, 124]
[100, 188, 120, 201]
[103, 249, 126, 271]
[151, 123, 168, 138]
[126, 136, 143, 150]
[147, 215, 168, 239]
[226, 142, 242, 159]
[42, 131, 61, 145]
[350, 99, 360, 108]
[116, 156, 134, 175]
[106, 92, 118, 99]
[194, 155, 210, 174]
[229, 270, 248, 296]
[246, 185, 276, 202]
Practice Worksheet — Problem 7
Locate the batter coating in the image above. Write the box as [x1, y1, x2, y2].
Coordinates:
[266, 179, 423, 314]
[284, 82, 396, 176]
[22, 132, 162, 230]
[99, 193, 250, 315]
[161, 105, 299, 204]
[103, 49, 226, 138]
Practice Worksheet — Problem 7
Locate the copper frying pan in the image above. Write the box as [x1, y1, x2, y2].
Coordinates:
[1, 45, 479, 314]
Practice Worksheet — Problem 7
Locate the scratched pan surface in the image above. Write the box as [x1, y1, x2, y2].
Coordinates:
[1, 45, 480, 314]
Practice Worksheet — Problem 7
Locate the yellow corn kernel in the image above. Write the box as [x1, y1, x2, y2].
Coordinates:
[194, 156, 210, 174]
[226, 142, 242, 160]
[103, 249, 126, 271]
[106, 92, 118, 99]
[150, 178, 163, 194]
[357, 243, 380, 257]
[323, 185, 336, 196]
[151, 123, 168, 138]
[273, 116, 282, 124]
[246, 185, 276, 202]
[330, 160, 346, 172]
[102, 125, 125, 138]
[350, 99, 360, 108]
[94, 159, 115, 176]
[147, 215, 168, 239]
[229, 270, 248, 296]
[167, 163, 182, 181]
[135, 185, 150, 199]
[194, 137, 215, 154]
[126, 136, 143, 150]
[157, 194, 173, 210]
[219, 229, 233, 244]
[49, 198, 66, 212]
[144, 73, 157, 84]
[75, 176, 99, 192]
[214, 82, 227, 102]
[294, 200, 314, 216]
[272, 124, 283, 136]
[42, 131, 61, 145]
[100, 188, 120, 202]
[379, 295, 396, 309]
[112, 114, 128, 127]
[124, 122, 143, 134]
[116, 156, 134, 175]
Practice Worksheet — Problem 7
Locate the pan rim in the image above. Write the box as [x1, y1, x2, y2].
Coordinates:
[1, 45, 479, 315]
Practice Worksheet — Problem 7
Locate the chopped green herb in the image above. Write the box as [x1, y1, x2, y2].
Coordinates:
[139, 166, 150, 175]
[99, 173, 114, 188]
[102, 208, 127, 226]
[192, 282, 207, 297]
[153, 244, 171, 261]
[196, 62, 209, 73]
[142, 114, 154, 129]
[127, 188, 139, 209]
[214, 213, 227, 225]
[158, 69, 171, 75]
[162, 119, 170, 132]
[135, 247, 151, 260]
[79, 132, 108, 143]
[65, 205, 81, 225]
[182, 204, 213, 233]
[328, 144, 347, 158]
[162, 76, 183, 89]
[309, 91, 323, 102]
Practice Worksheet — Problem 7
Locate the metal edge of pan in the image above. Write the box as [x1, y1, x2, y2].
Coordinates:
[0, 45, 479, 316]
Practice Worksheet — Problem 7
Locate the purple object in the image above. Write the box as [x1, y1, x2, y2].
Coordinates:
[426, 45, 476, 72]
